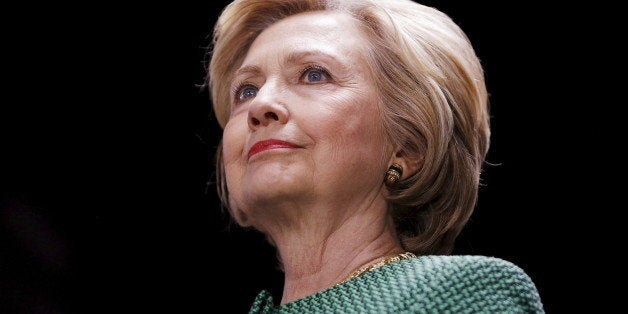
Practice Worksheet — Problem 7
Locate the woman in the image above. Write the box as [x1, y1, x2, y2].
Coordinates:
[208, 0, 544, 312]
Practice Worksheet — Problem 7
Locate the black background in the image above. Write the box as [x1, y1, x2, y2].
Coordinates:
[1, 1, 601, 313]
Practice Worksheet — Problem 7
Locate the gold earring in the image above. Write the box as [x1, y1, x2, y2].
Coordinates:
[385, 164, 403, 186]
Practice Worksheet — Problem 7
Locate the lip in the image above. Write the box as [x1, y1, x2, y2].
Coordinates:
[248, 139, 300, 158]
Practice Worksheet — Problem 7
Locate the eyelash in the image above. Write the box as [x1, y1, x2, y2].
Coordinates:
[299, 65, 332, 83]
[231, 81, 256, 104]
[231, 65, 333, 104]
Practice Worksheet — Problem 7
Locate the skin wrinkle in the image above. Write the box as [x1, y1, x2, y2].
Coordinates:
[323, 190, 397, 281]
[211, 1, 491, 296]
[231, 51, 356, 111]
[222, 11, 411, 304]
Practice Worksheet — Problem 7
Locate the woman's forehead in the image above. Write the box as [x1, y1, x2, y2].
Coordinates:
[240, 11, 370, 68]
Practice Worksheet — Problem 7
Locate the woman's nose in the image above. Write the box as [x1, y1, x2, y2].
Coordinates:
[247, 85, 289, 130]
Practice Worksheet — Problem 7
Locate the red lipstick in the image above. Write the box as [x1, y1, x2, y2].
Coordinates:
[248, 139, 299, 158]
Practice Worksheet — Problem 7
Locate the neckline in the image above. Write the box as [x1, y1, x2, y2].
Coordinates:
[278, 255, 419, 309]
[335, 252, 417, 286]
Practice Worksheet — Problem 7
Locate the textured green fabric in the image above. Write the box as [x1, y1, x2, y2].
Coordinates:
[249, 255, 543, 313]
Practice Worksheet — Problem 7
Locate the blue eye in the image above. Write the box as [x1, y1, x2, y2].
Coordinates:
[307, 70, 323, 82]
[301, 66, 331, 83]
[238, 85, 258, 101]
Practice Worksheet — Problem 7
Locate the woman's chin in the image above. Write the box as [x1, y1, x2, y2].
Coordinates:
[241, 170, 311, 205]
[245, 156, 305, 184]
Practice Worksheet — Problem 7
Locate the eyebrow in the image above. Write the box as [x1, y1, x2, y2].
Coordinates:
[234, 49, 346, 78]
[286, 49, 343, 65]
[234, 65, 263, 78]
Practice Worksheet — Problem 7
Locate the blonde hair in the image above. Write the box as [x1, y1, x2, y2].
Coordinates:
[208, 0, 490, 255]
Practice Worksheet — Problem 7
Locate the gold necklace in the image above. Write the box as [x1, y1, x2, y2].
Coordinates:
[335, 252, 416, 286]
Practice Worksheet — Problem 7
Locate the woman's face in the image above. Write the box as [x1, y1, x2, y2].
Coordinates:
[222, 11, 392, 224]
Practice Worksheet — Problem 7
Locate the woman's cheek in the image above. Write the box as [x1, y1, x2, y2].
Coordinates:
[222, 116, 247, 162]
[221, 117, 247, 197]
[221, 130, 251, 225]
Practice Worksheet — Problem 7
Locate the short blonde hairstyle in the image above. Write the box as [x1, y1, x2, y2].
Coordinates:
[209, 0, 490, 255]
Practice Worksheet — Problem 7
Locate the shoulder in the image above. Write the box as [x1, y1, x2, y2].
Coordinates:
[403, 255, 535, 285]
[393, 255, 544, 313]
[274, 255, 544, 314]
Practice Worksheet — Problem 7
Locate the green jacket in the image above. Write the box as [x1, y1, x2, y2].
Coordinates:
[249, 255, 543, 313]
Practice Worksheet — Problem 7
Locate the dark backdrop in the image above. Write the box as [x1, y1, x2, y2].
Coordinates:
[2, 1, 596, 313]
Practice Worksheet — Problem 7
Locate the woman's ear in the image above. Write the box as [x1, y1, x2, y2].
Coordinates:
[390, 149, 421, 180]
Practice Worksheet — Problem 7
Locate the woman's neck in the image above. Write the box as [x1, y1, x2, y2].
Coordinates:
[255, 197, 404, 305]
